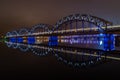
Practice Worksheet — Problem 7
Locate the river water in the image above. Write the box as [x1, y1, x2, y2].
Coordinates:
[0, 42, 120, 79]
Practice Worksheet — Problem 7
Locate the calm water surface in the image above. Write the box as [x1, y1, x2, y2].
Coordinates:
[0, 42, 120, 79]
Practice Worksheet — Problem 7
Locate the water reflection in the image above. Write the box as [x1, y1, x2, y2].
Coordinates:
[5, 41, 107, 68]
[6, 41, 51, 56]
[52, 47, 106, 68]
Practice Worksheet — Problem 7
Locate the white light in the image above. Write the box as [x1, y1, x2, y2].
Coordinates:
[100, 41, 103, 45]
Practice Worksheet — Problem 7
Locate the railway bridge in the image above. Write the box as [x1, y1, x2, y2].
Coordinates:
[5, 14, 120, 51]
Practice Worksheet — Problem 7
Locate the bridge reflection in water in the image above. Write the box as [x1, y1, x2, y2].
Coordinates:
[5, 41, 120, 68]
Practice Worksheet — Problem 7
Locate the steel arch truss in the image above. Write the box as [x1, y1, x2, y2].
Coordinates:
[54, 14, 112, 33]
[12, 30, 18, 36]
[6, 32, 12, 37]
[19, 28, 30, 36]
[6, 30, 18, 37]
[30, 24, 52, 36]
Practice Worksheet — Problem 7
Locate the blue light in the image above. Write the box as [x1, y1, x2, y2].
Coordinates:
[110, 34, 115, 50]
[17, 37, 23, 43]
[10, 38, 16, 43]
[99, 33, 104, 36]
[103, 34, 115, 51]
[27, 37, 35, 44]
[49, 36, 58, 46]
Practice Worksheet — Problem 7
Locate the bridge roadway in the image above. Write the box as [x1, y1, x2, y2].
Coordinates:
[8, 25, 120, 37]
[30, 25, 120, 35]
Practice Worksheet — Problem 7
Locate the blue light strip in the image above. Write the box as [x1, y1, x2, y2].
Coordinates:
[49, 36, 58, 46]
[58, 33, 115, 51]
[27, 37, 35, 44]
[17, 37, 23, 43]
[10, 37, 16, 43]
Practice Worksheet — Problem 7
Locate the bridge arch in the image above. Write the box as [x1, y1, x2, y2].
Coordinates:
[8, 30, 18, 37]
[30, 24, 52, 34]
[6, 32, 12, 37]
[19, 28, 30, 36]
[54, 14, 112, 33]
[30, 24, 53, 44]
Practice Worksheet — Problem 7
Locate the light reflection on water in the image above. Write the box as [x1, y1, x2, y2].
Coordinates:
[5, 41, 107, 68]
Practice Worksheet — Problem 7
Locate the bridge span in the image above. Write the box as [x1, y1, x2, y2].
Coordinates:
[5, 14, 120, 51]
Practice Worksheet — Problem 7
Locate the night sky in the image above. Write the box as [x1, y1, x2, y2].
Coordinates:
[0, 0, 120, 35]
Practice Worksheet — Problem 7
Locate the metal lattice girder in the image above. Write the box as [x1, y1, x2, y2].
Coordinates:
[30, 24, 52, 35]
[54, 14, 112, 32]
[6, 32, 12, 37]
[19, 28, 30, 36]
[31, 24, 46, 33]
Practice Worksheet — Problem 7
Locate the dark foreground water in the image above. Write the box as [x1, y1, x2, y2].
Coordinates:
[0, 42, 120, 79]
